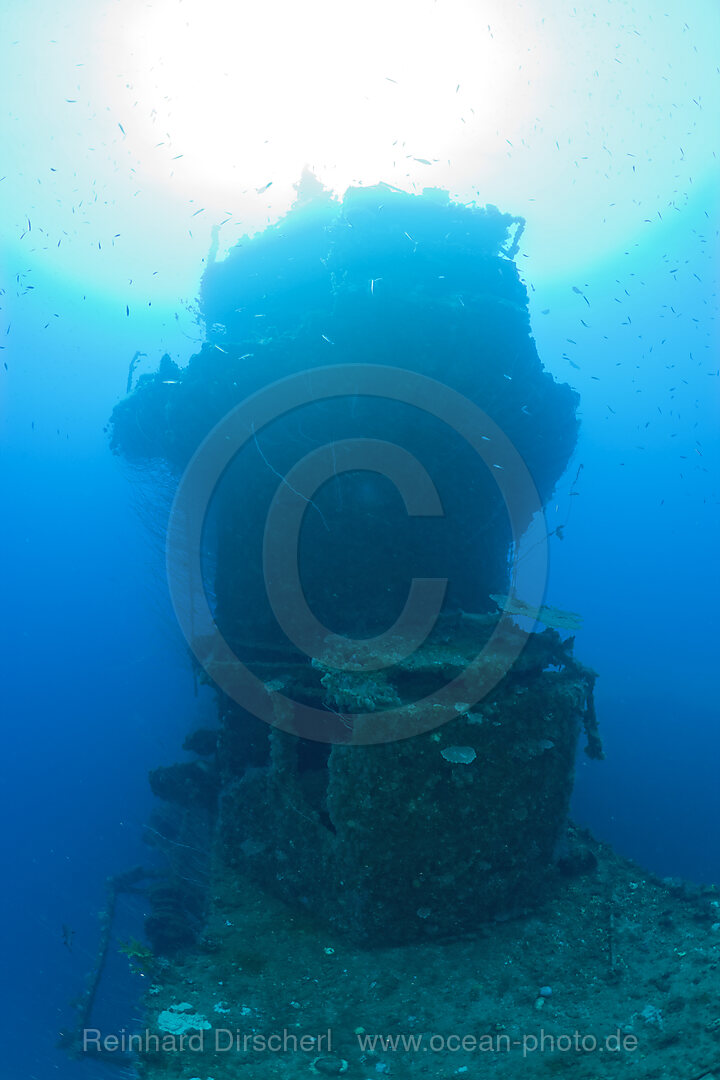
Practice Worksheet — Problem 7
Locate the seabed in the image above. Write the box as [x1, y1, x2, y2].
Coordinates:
[128, 831, 720, 1080]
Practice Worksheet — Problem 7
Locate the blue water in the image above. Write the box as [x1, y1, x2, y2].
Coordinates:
[2, 2, 719, 1077]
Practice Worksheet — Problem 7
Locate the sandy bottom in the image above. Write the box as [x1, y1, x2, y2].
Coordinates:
[129, 829, 720, 1080]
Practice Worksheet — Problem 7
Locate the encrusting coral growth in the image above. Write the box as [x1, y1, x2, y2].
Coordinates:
[108, 183, 600, 964]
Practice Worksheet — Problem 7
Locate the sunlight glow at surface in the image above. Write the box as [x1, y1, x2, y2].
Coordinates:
[0, 0, 718, 291]
[108, 0, 720, 279]
[116, 0, 552, 203]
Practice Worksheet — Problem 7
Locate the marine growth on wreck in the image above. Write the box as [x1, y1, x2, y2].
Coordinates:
[109, 181, 599, 950]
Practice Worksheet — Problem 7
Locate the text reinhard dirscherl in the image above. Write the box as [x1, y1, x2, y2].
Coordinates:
[83, 1027, 640, 1059]
[83, 1028, 332, 1055]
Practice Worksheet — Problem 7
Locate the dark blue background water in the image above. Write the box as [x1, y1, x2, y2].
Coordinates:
[1, 277, 214, 1077]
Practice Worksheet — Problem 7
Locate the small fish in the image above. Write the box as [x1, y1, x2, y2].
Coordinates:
[321, 334, 335, 345]
[256, 181, 272, 194]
